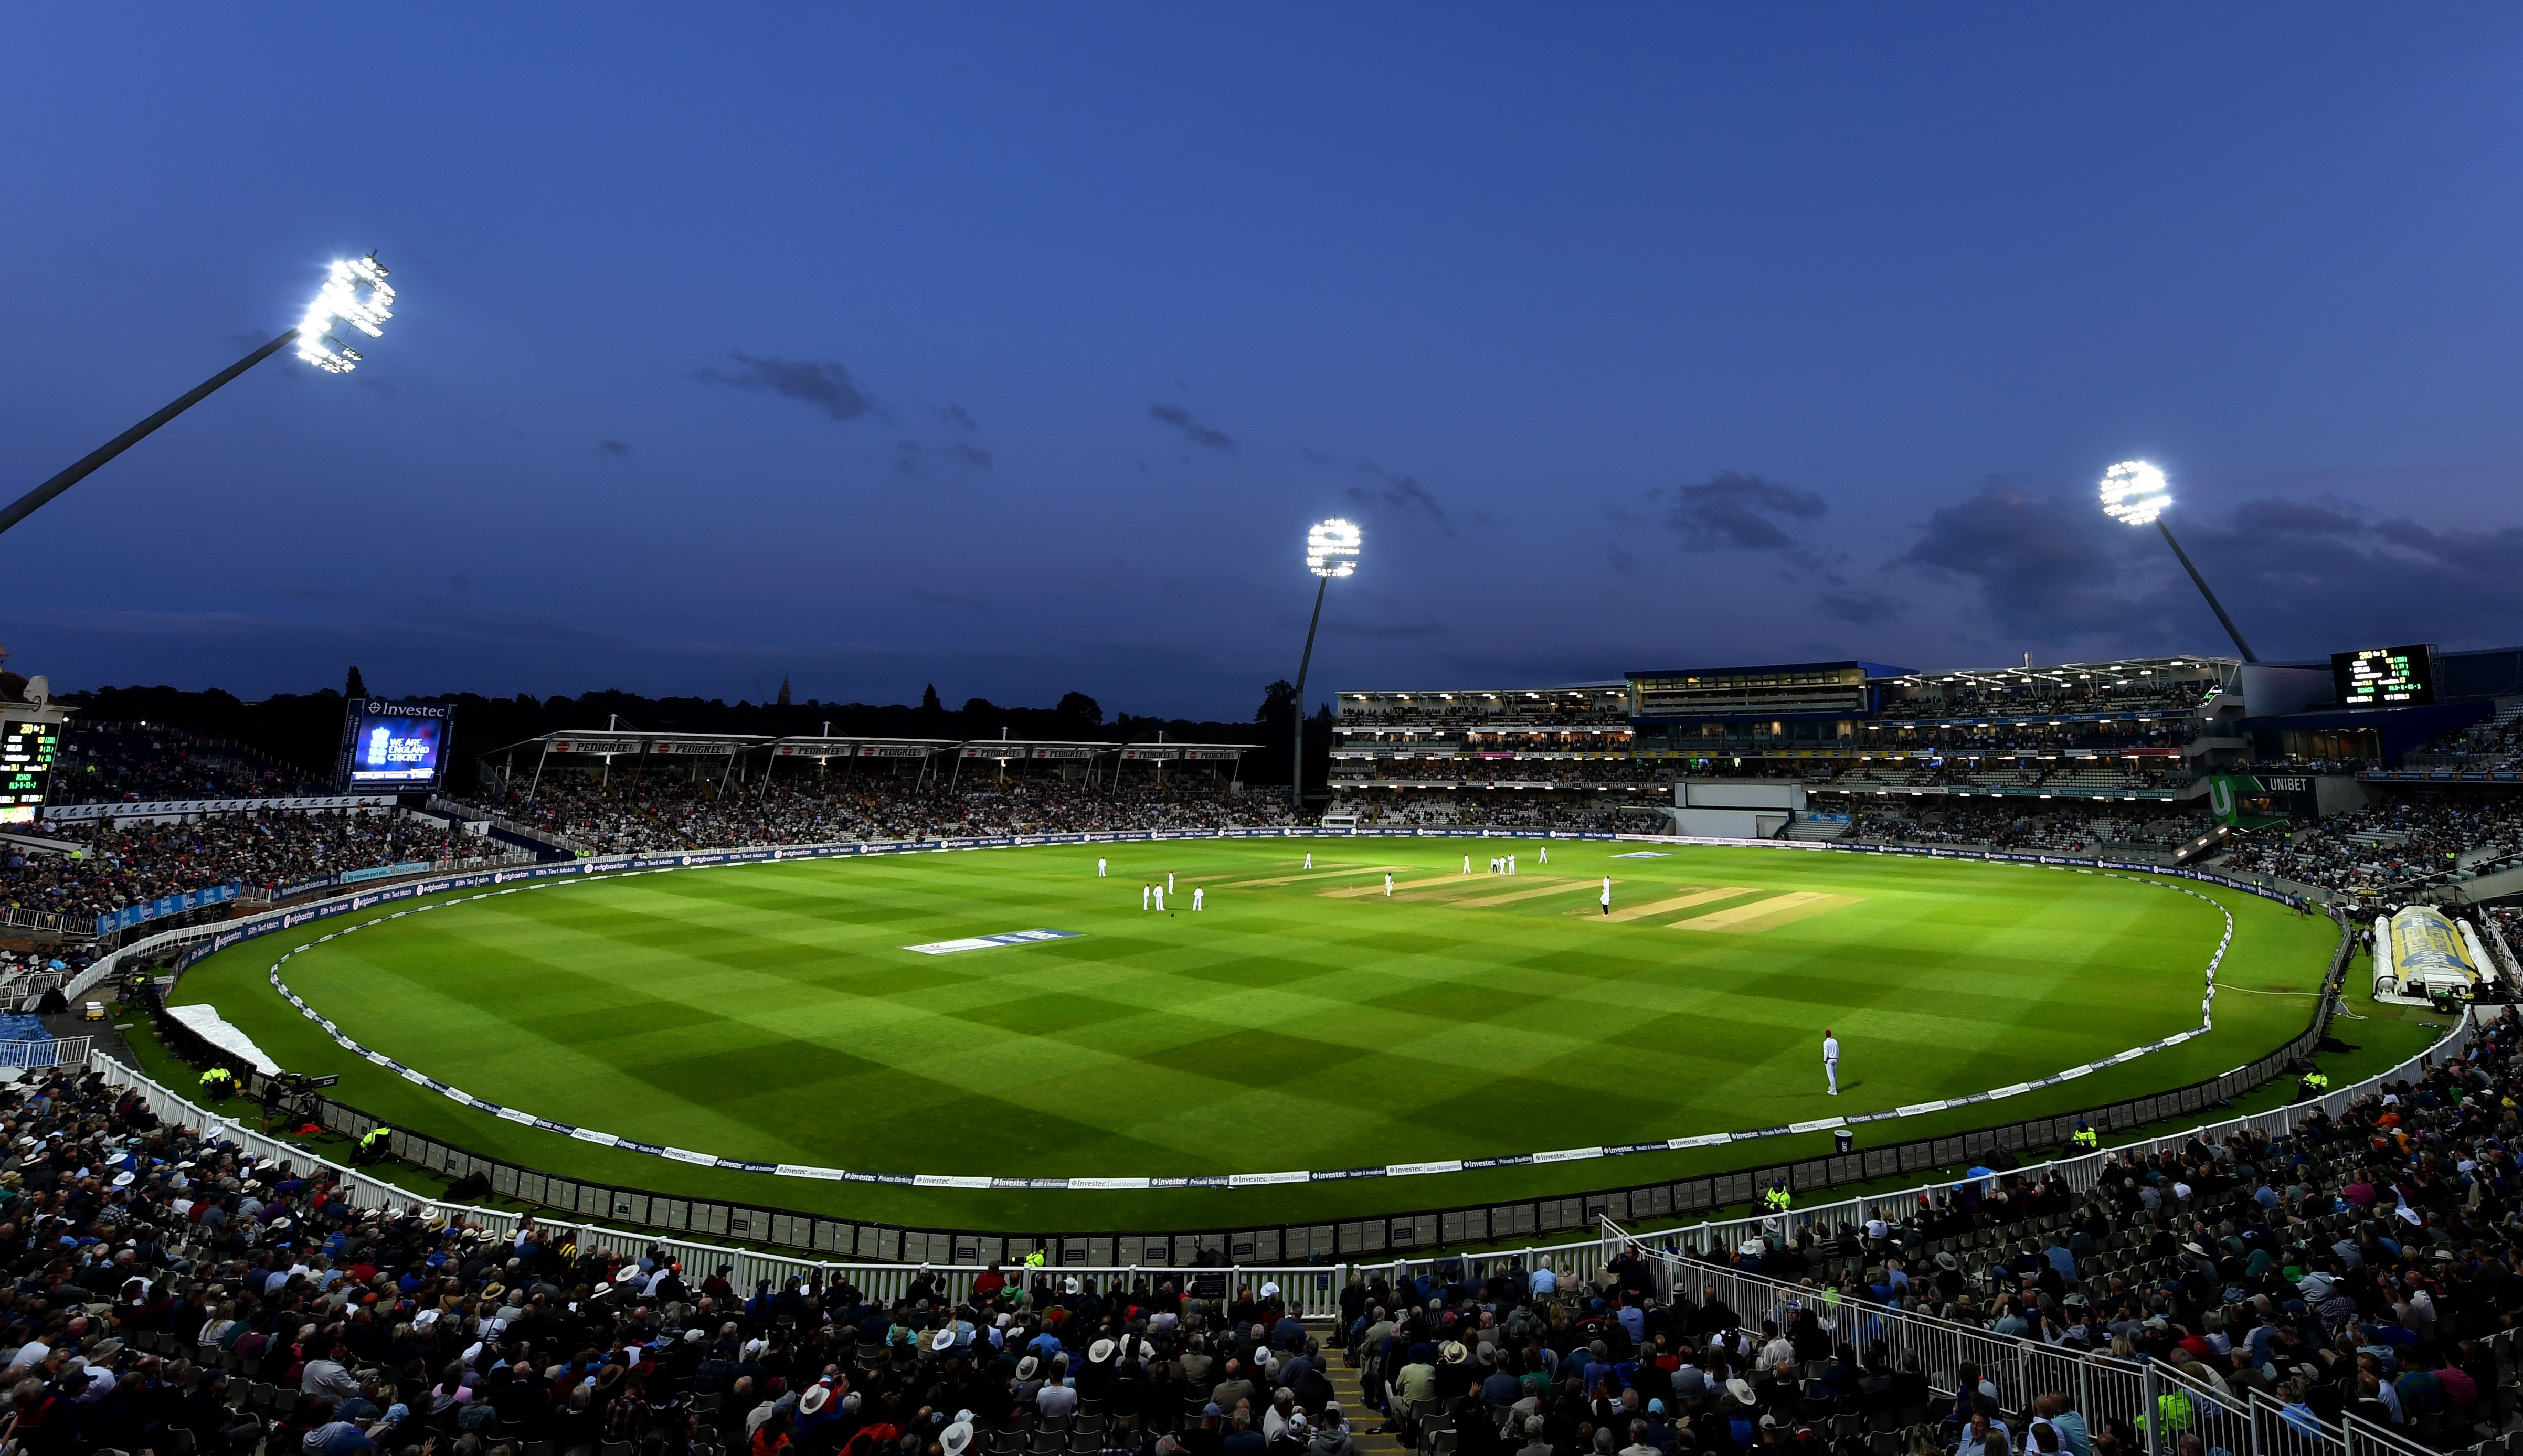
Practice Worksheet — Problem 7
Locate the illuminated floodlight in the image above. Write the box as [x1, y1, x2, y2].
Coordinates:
[1, 249, 402, 540]
[1305, 517, 1362, 578]
[296, 254, 396, 373]
[2100, 455, 2259, 662]
[2098, 460, 2169, 526]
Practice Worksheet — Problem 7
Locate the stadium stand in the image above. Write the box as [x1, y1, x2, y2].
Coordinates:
[2219, 796, 2523, 899]
[52, 722, 325, 806]
[0, 813, 490, 922]
[16, 1008, 2523, 1456]
[463, 775, 1306, 855]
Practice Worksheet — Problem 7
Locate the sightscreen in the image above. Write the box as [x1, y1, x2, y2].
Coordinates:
[0, 718, 61, 825]
[337, 699, 454, 792]
[2331, 645, 2436, 708]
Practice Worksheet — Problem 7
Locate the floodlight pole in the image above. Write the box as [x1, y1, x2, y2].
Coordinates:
[2155, 519, 2258, 663]
[1289, 576, 1329, 814]
[0, 328, 301, 540]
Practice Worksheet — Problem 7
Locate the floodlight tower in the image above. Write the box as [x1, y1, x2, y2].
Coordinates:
[2098, 460, 2256, 663]
[0, 256, 396, 539]
[1289, 518, 1361, 813]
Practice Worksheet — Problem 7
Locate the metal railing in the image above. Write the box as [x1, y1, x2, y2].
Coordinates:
[1598, 1234, 2423, 1456]
[0, 1036, 86, 1069]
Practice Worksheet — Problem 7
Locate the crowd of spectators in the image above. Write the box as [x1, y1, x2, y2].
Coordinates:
[1556, 1009, 2523, 1456]
[468, 774, 1306, 855]
[0, 813, 491, 926]
[52, 726, 323, 807]
[2405, 714, 2523, 773]
[21, 985, 2509, 1456]
[1873, 669, 2222, 724]
[0, 1064, 1383, 1456]
[2219, 798, 2523, 897]
[1842, 803, 2209, 855]
[4, 847, 2518, 1456]
[1323, 794, 1638, 832]
[1331, 760, 1669, 791]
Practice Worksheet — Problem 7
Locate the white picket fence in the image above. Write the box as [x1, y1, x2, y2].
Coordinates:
[0, 1036, 88, 1069]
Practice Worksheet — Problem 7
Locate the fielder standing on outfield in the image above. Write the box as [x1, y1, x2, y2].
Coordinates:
[1303, 852, 1313, 870]
[1098, 857, 1107, 877]
[1193, 886, 1204, 911]
[1600, 876, 1612, 916]
[1823, 1029, 1840, 1095]
[1384, 872, 1394, 897]
[1141, 882, 1151, 910]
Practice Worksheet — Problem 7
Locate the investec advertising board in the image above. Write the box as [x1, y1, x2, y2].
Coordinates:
[336, 699, 455, 794]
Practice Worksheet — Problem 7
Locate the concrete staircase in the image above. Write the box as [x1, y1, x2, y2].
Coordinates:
[1326, 1356, 1408, 1456]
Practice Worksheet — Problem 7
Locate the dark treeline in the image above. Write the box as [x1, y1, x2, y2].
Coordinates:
[58, 674, 1335, 796]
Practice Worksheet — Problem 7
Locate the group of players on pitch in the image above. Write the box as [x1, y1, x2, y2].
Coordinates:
[1089, 852, 1853, 1096]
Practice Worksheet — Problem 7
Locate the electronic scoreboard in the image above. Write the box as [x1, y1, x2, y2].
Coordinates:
[2331, 645, 2437, 707]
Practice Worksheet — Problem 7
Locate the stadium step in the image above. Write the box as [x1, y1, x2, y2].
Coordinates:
[1323, 1359, 1407, 1456]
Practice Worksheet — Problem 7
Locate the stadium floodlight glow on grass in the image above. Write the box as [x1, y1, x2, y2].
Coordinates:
[1289, 517, 1362, 812]
[2098, 459, 2257, 663]
[0, 253, 397, 539]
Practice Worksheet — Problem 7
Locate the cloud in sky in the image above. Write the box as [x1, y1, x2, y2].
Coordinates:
[1148, 402, 1233, 451]
[694, 353, 878, 422]
[1343, 461, 1456, 537]
[1893, 480, 2140, 640]
[1661, 472, 1829, 553]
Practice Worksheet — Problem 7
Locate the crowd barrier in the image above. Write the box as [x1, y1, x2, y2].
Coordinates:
[1604, 1229, 2425, 1456]
[0, 1036, 86, 1070]
[133, 826, 2368, 1261]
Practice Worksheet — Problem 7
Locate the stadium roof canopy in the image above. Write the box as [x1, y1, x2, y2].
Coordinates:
[1337, 682, 1628, 699]
[1623, 660, 1912, 682]
[954, 739, 1260, 762]
[766, 736, 959, 760]
[500, 730, 768, 759]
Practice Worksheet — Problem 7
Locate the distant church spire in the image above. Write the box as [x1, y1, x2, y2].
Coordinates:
[776, 673, 792, 706]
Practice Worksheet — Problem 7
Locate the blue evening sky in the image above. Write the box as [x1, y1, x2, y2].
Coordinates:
[4, 8, 2521, 717]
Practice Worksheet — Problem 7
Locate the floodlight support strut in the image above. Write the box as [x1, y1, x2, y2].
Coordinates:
[2155, 519, 2258, 663]
[0, 327, 300, 540]
[1289, 576, 1328, 813]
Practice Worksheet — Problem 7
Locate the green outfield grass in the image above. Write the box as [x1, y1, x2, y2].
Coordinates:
[165, 839, 2349, 1231]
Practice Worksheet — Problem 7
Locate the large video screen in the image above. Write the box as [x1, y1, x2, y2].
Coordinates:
[2332, 645, 2436, 708]
[337, 699, 455, 792]
[0, 718, 61, 825]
